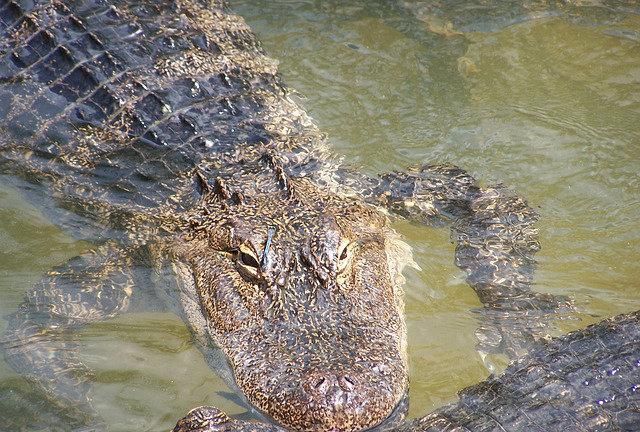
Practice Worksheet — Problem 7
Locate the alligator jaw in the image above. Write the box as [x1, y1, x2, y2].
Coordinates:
[224, 322, 408, 431]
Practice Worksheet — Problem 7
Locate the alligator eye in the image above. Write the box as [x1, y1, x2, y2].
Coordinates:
[337, 241, 351, 274]
[235, 244, 261, 280]
[339, 246, 348, 261]
[240, 251, 260, 268]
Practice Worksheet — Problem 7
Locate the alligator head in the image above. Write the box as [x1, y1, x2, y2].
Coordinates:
[175, 162, 413, 431]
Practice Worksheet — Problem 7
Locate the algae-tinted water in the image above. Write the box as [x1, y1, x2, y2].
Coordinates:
[1, 1, 639, 429]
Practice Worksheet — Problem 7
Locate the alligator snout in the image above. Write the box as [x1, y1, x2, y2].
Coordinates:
[228, 322, 407, 431]
[275, 361, 406, 432]
[297, 372, 398, 431]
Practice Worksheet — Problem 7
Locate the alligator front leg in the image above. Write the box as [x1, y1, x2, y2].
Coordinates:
[1, 243, 136, 428]
[359, 164, 571, 360]
[173, 406, 285, 432]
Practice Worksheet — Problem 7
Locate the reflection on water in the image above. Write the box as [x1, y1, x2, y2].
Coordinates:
[1, 0, 639, 429]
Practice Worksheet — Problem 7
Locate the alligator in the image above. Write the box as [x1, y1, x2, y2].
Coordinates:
[0, 0, 633, 430]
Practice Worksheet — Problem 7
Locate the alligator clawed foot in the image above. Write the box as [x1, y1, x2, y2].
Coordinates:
[173, 406, 225, 432]
[375, 163, 480, 224]
[173, 406, 284, 432]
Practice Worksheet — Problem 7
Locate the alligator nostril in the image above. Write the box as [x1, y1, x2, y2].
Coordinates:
[340, 375, 355, 391]
[303, 372, 333, 395]
[313, 377, 327, 389]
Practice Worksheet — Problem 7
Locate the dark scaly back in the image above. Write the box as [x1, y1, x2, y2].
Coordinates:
[0, 0, 324, 230]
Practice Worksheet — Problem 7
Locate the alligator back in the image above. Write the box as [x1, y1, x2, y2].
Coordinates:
[407, 309, 640, 431]
[0, 0, 320, 221]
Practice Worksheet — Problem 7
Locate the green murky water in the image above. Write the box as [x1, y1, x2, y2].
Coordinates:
[1, 1, 639, 430]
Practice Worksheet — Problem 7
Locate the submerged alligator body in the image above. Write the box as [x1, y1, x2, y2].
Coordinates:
[0, 0, 635, 431]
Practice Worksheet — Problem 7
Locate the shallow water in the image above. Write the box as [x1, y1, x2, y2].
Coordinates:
[1, 1, 639, 430]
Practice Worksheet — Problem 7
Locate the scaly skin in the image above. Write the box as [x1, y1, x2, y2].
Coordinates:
[402, 309, 640, 431]
[1, 0, 569, 430]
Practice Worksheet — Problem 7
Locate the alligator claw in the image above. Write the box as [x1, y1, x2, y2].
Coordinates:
[173, 407, 284, 432]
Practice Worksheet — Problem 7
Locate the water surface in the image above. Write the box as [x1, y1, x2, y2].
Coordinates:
[1, 1, 639, 429]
